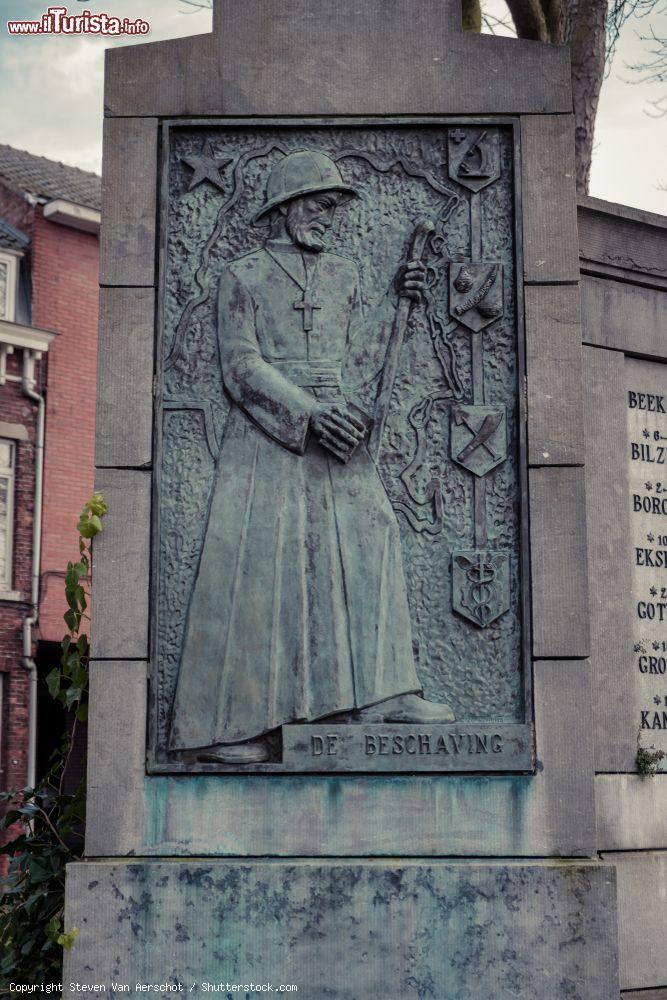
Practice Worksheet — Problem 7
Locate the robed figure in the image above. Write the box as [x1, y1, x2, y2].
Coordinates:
[169, 150, 454, 763]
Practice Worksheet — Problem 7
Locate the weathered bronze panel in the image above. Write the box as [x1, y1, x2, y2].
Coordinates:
[150, 120, 530, 772]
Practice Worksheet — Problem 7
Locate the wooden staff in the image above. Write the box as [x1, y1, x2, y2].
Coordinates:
[368, 219, 435, 463]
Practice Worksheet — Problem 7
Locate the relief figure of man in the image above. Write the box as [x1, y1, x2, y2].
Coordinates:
[169, 149, 454, 764]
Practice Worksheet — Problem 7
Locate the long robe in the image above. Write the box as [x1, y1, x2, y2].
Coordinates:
[168, 243, 420, 749]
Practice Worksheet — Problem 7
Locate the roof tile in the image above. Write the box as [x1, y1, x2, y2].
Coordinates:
[0, 143, 101, 211]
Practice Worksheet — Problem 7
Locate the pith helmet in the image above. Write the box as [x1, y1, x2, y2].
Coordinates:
[253, 149, 359, 223]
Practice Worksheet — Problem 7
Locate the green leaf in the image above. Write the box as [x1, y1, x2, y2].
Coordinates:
[0, 493, 108, 982]
[76, 513, 90, 534]
[28, 859, 51, 884]
[87, 492, 107, 516]
[58, 926, 79, 950]
[45, 669, 61, 700]
[1, 810, 22, 827]
[64, 686, 82, 708]
[44, 917, 60, 942]
[64, 609, 79, 632]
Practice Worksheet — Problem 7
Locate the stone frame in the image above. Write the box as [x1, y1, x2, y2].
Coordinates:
[90, 115, 592, 855]
[90, 0, 592, 858]
[145, 115, 535, 776]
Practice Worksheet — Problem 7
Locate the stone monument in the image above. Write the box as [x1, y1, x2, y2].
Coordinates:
[60, 1, 654, 996]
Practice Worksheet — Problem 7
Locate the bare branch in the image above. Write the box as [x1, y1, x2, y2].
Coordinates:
[628, 23, 667, 80]
[606, 0, 664, 67]
[482, 10, 516, 34]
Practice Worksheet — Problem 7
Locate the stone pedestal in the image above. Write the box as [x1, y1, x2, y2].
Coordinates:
[64, 861, 618, 998]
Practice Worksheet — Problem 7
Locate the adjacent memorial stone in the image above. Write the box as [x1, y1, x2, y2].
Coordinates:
[627, 357, 667, 751]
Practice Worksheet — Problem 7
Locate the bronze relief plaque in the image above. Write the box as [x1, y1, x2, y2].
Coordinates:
[150, 120, 532, 773]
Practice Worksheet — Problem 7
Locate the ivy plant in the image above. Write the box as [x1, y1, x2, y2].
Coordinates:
[0, 492, 107, 985]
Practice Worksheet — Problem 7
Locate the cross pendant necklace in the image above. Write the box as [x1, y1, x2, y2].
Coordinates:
[294, 253, 321, 333]
[294, 293, 321, 332]
[265, 245, 322, 336]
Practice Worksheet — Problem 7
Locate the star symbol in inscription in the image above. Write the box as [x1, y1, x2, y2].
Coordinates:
[653, 641, 661, 651]
[181, 142, 233, 192]
[646, 482, 654, 491]
[648, 533, 655, 543]
[643, 428, 651, 438]
[650, 587, 658, 596]
[654, 696, 662, 705]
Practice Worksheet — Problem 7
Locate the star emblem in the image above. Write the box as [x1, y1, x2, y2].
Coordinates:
[646, 482, 653, 491]
[181, 142, 232, 192]
[653, 641, 661, 651]
[647, 533, 655, 543]
[650, 587, 658, 596]
[643, 428, 650, 438]
[654, 696, 662, 706]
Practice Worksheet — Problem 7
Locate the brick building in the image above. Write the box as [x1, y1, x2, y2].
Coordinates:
[0, 144, 100, 796]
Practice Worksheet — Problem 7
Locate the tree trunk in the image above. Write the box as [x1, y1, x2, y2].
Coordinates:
[462, 0, 482, 31]
[504, 0, 549, 40]
[463, 0, 608, 193]
[567, 0, 608, 192]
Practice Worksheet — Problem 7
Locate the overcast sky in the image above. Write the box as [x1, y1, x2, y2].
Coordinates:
[0, 0, 665, 215]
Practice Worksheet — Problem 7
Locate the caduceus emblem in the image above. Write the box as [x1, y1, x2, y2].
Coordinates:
[453, 551, 510, 628]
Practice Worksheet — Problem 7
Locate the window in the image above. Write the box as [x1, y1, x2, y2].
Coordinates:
[0, 251, 18, 322]
[0, 439, 15, 592]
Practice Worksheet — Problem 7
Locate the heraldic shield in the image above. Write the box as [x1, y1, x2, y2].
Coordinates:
[448, 127, 501, 192]
[452, 550, 511, 629]
[450, 404, 507, 478]
[449, 262, 504, 333]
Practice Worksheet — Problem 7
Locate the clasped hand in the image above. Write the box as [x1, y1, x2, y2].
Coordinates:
[311, 403, 367, 463]
[396, 259, 426, 303]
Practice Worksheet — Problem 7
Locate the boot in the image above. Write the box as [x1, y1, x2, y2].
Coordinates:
[173, 739, 270, 764]
[357, 693, 456, 724]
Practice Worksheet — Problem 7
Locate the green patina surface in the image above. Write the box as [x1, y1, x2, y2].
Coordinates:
[152, 122, 526, 771]
[63, 859, 619, 999]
